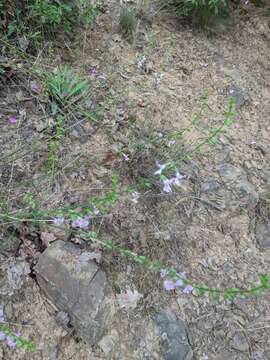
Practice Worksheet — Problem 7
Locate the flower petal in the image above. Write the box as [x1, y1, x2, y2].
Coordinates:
[163, 279, 175, 291]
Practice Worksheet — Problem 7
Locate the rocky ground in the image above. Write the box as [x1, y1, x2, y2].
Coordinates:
[0, 1, 270, 359]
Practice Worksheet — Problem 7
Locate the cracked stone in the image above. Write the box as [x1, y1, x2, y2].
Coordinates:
[35, 240, 115, 345]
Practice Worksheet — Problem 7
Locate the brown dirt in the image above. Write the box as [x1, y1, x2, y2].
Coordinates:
[1, 1, 270, 359]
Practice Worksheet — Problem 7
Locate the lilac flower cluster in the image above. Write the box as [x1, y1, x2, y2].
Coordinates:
[0, 306, 18, 348]
[122, 153, 130, 161]
[8, 116, 17, 124]
[53, 215, 90, 229]
[88, 66, 106, 81]
[71, 216, 90, 229]
[154, 161, 167, 176]
[154, 161, 185, 193]
[53, 217, 65, 226]
[30, 81, 42, 94]
[160, 270, 193, 294]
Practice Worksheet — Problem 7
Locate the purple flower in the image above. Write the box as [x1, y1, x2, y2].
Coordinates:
[30, 82, 42, 94]
[162, 178, 174, 193]
[162, 173, 185, 192]
[168, 140, 176, 147]
[123, 153, 130, 161]
[154, 161, 167, 176]
[89, 67, 98, 75]
[6, 336, 16, 348]
[163, 279, 175, 291]
[89, 67, 106, 81]
[160, 269, 167, 278]
[53, 217, 65, 226]
[97, 74, 106, 81]
[183, 284, 194, 294]
[72, 216, 89, 229]
[174, 172, 185, 186]
[177, 272, 186, 279]
[8, 116, 17, 124]
[0, 331, 5, 341]
[175, 278, 184, 288]
[132, 192, 140, 204]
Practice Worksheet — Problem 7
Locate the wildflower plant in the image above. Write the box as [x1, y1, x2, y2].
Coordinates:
[81, 231, 270, 301]
[0, 306, 34, 352]
[127, 95, 236, 194]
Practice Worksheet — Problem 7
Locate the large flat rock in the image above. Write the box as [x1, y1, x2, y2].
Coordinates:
[35, 240, 114, 345]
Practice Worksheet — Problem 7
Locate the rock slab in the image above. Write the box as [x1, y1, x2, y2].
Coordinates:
[155, 311, 193, 360]
[256, 220, 270, 250]
[35, 240, 113, 345]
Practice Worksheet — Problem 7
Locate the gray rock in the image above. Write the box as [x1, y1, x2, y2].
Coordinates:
[98, 329, 119, 355]
[35, 241, 114, 345]
[229, 85, 249, 108]
[201, 180, 221, 193]
[18, 37, 30, 52]
[231, 333, 249, 352]
[218, 164, 244, 183]
[235, 179, 258, 205]
[255, 220, 270, 250]
[155, 311, 193, 360]
[55, 310, 70, 330]
[69, 124, 93, 144]
[48, 346, 60, 360]
[257, 143, 268, 155]
[218, 163, 258, 206]
[0, 259, 31, 296]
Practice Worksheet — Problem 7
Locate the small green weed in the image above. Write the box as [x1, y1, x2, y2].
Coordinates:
[119, 6, 138, 40]
[45, 65, 99, 128]
[46, 66, 88, 107]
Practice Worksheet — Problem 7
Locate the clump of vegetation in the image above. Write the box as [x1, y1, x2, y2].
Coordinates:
[46, 66, 89, 107]
[45, 65, 99, 122]
[0, 305, 34, 352]
[160, 0, 229, 25]
[0, 0, 97, 45]
[119, 6, 138, 40]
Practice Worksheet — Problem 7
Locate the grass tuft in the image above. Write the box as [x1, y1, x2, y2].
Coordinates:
[119, 6, 138, 40]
